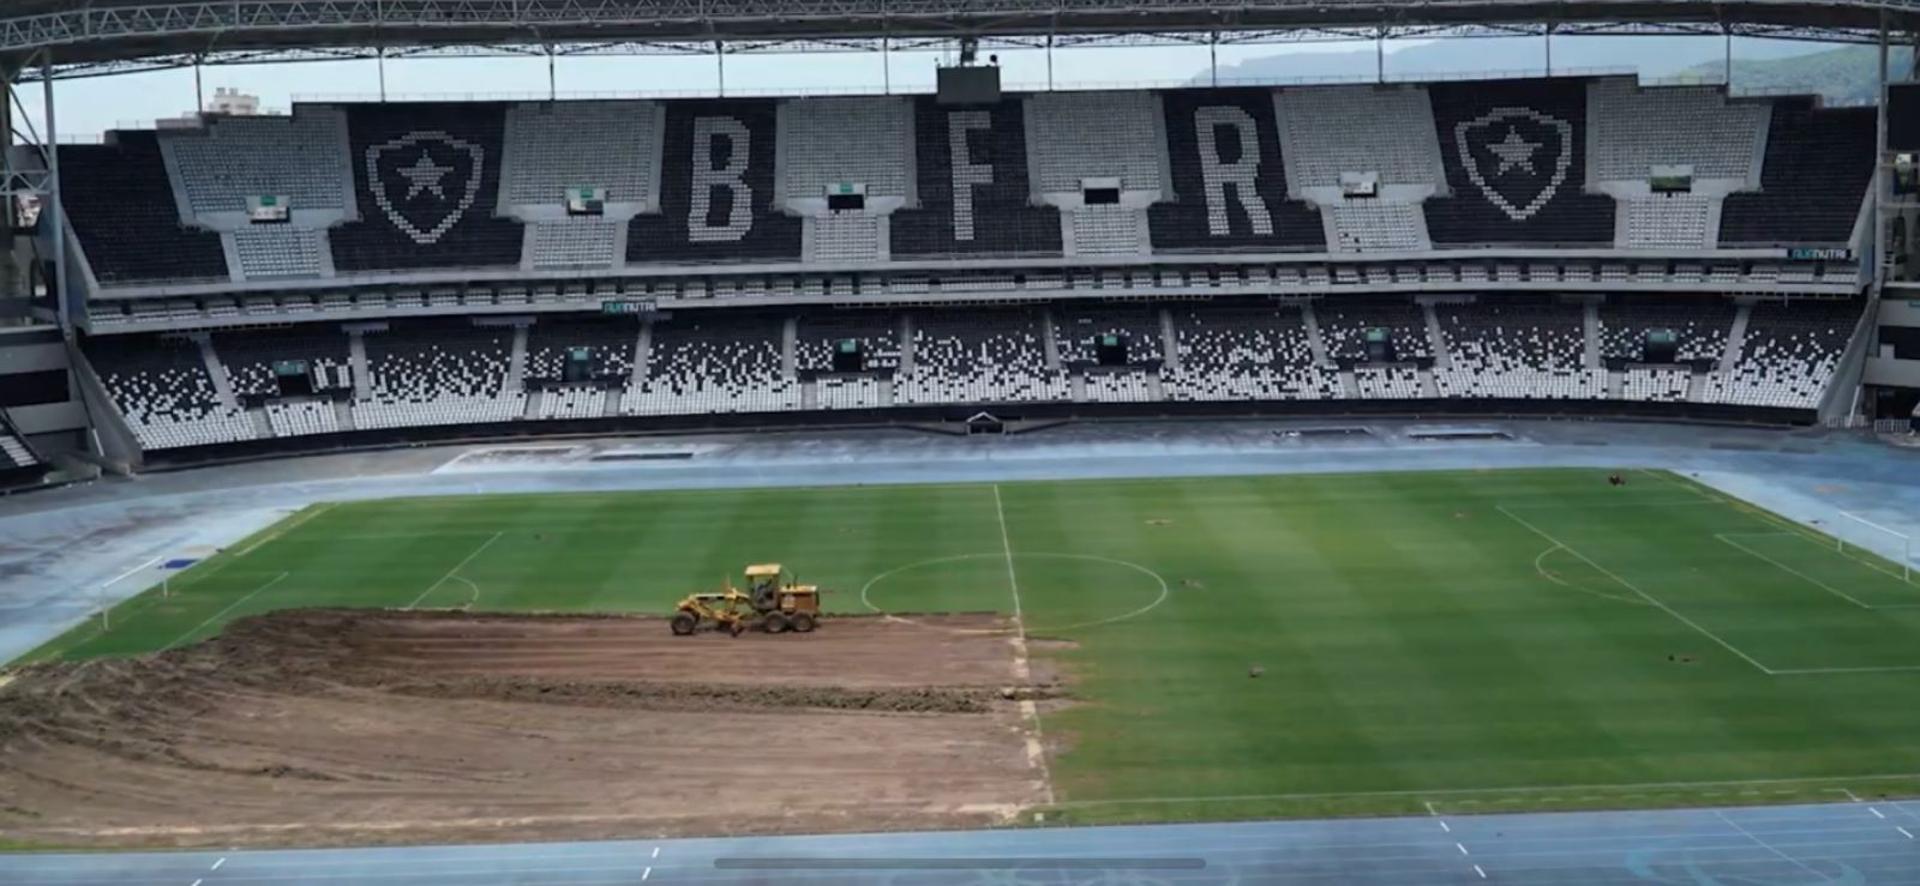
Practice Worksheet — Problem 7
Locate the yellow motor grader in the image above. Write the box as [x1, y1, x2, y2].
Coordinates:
[669, 564, 822, 636]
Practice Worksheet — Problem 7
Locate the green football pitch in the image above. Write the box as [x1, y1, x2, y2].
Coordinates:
[19, 468, 1920, 822]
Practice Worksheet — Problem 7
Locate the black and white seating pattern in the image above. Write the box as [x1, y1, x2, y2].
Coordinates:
[58, 78, 1878, 289]
[1425, 79, 1614, 246]
[1706, 300, 1860, 409]
[1148, 88, 1323, 253]
[0, 423, 39, 469]
[331, 103, 524, 272]
[356, 322, 524, 428]
[626, 312, 796, 415]
[892, 97, 1061, 258]
[898, 309, 1068, 405]
[86, 294, 1863, 450]
[627, 100, 802, 264]
[1434, 299, 1605, 400]
[1163, 303, 1335, 401]
[89, 335, 254, 448]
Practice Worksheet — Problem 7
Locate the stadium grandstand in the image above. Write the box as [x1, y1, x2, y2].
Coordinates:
[0, 2, 1905, 479]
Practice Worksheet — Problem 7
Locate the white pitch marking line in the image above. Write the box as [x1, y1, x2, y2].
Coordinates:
[1842, 788, 1862, 802]
[992, 484, 1056, 808]
[166, 572, 291, 649]
[1473, 863, 1488, 879]
[1899, 827, 1915, 840]
[1715, 533, 1874, 610]
[1496, 505, 1775, 675]
[1870, 807, 1886, 819]
[210, 857, 225, 871]
[405, 531, 504, 610]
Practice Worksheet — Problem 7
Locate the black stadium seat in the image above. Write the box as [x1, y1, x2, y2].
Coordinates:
[1424, 79, 1615, 247]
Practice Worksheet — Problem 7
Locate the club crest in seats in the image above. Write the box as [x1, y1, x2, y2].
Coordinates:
[1453, 107, 1572, 222]
[365, 131, 485, 245]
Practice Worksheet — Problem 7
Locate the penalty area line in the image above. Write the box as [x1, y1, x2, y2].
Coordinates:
[1495, 505, 1776, 676]
[405, 531, 504, 610]
[166, 572, 291, 649]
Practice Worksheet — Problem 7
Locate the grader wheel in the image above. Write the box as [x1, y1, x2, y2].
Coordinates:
[789, 612, 817, 634]
[763, 612, 790, 634]
[669, 612, 698, 636]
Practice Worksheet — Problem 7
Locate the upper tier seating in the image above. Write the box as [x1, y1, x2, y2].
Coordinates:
[1317, 296, 1433, 365]
[1424, 78, 1615, 246]
[356, 321, 524, 428]
[1596, 296, 1735, 364]
[163, 110, 352, 216]
[1148, 88, 1324, 252]
[214, 326, 353, 399]
[1434, 298, 1605, 400]
[1705, 300, 1860, 409]
[89, 335, 254, 449]
[1718, 99, 1876, 247]
[627, 312, 796, 415]
[1273, 85, 1443, 191]
[1588, 81, 1768, 183]
[1164, 302, 1335, 401]
[330, 103, 525, 273]
[525, 315, 639, 382]
[266, 399, 341, 437]
[60, 132, 229, 285]
[628, 99, 802, 265]
[892, 98, 1062, 258]
[1026, 91, 1165, 196]
[503, 101, 662, 208]
[778, 97, 913, 205]
[898, 309, 1068, 405]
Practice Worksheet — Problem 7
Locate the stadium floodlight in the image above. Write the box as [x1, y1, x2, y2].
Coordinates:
[1838, 511, 1913, 582]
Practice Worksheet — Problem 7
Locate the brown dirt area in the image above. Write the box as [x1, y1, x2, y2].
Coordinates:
[0, 609, 1060, 849]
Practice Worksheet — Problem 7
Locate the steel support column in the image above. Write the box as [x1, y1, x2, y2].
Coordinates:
[1877, 14, 1890, 290]
[41, 57, 65, 334]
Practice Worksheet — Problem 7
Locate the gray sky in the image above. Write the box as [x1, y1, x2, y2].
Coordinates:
[8, 34, 1805, 141]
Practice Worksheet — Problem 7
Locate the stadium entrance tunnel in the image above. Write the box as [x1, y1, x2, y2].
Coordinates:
[860, 551, 1169, 635]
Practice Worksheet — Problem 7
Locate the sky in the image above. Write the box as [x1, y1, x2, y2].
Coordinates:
[2, 34, 1818, 141]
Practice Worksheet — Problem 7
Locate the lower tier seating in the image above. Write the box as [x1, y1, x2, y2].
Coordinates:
[84, 296, 1860, 450]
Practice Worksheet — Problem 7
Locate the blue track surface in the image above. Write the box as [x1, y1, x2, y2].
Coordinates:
[8, 802, 1920, 885]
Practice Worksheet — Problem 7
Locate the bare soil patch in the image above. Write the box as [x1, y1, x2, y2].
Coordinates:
[0, 610, 1055, 848]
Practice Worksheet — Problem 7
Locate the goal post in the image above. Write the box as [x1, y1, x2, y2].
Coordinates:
[1837, 511, 1913, 583]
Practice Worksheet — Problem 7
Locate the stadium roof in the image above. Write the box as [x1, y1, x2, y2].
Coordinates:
[3, 0, 1918, 78]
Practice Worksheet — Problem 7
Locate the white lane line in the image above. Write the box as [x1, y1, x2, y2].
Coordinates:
[166, 572, 291, 649]
[1715, 533, 1874, 609]
[642, 866, 652, 880]
[1473, 863, 1488, 879]
[1899, 826, 1915, 840]
[1456, 842, 1470, 856]
[211, 857, 226, 870]
[1713, 810, 1833, 883]
[1439, 820, 1451, 833]
[652, 846, 660, 859]
[191, 880, 202, 886]
[1871, 807, 1886, 819]
[1496, 505, 1775, 675]
[405, 531, 504, 610]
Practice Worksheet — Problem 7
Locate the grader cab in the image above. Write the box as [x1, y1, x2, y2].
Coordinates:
[669, 563, 822, 636]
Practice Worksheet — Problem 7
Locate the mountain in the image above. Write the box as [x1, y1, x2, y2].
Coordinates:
[1196, 36, 1855, 86]
[1677, 46, 1916, 103]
